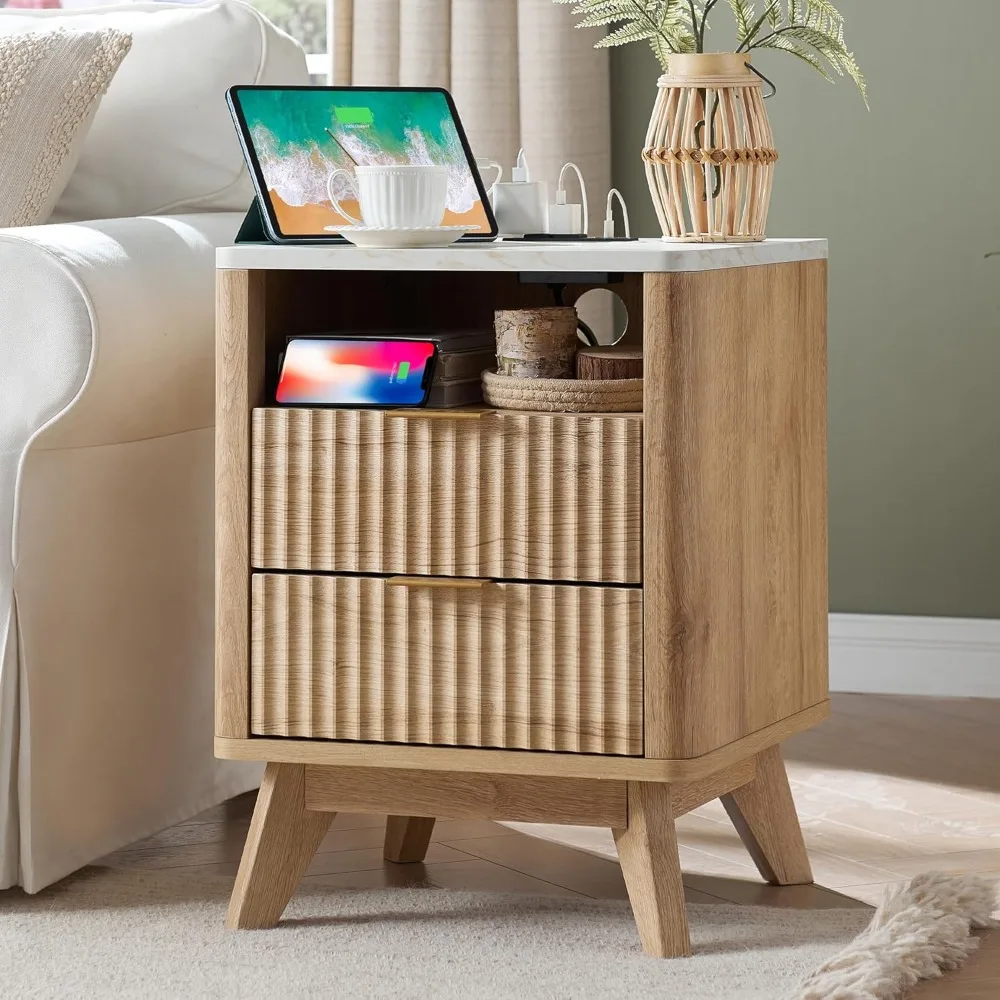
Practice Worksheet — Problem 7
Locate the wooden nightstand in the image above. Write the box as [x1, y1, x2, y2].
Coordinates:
[215, 239, 829, 958]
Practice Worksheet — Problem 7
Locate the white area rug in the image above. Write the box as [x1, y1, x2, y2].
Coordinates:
[0, 867, 992, 999]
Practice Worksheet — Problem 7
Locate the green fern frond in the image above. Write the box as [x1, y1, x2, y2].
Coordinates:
[804, 0, 843, 26]
[649, 33, 673, 66]
[572, 12, 622, 28]
[757, 32, 833, 81]
[571, 1, 643, 28]
[766, 23, 867, 104]
[739, 1, 781, 49]
[653, 0, 699, 56]
[737, 0, 867, 104]
[552, 0, 698, 68]
[550, 0, 866, 102]
[727, 0, 755, 40]
[594, 22, 656, 46]
[774, 24, 846, 69]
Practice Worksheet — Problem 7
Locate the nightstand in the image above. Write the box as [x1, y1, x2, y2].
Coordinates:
[215, 239, 829, 957]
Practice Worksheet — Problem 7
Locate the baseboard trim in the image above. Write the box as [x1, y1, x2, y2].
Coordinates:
[829, 613, 1000, 698]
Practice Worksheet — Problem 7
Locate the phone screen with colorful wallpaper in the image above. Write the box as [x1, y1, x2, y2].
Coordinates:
[276, 339, 437, 407]
[231, 87, 495, 238]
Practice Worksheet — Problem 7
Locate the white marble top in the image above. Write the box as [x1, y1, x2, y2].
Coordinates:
[216, 237, 827, 273]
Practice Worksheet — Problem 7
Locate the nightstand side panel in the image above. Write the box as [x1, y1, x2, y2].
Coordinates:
[643, 261, 829, 759]
[216, 269, 267, 739]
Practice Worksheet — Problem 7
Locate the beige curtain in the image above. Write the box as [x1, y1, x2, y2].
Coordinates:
[329, 0, 610, 234]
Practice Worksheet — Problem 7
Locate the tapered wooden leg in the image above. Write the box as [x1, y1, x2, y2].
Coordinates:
[383, 815, 436, 863]
[613, 782, 691, 958]
[226, 762, 334, 929]
[721, 745, 813, 885]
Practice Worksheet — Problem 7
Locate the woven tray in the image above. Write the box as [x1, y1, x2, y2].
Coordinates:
[482, 371, 643, 413]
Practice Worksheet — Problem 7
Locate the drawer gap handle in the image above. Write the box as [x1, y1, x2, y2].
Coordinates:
[386, 576, 489, 590]
[384, 410, 484, 420]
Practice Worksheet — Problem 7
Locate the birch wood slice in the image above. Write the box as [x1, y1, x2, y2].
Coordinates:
[494, 307, 578, 379]
[576, 347, 644, 381]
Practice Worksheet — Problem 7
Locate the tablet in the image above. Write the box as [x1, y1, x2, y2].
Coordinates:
[227, 86, 498, 244]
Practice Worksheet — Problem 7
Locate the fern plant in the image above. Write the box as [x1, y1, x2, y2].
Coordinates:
[554, 0, 867, 105]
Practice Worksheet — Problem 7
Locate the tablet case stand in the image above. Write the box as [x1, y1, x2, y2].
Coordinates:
[235, 197, 271, 244]
[234, 197, 355, 245]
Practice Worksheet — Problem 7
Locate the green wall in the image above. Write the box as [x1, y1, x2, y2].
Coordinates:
[610, 0, 1000, 618]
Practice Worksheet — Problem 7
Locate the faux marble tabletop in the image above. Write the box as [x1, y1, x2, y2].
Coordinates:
[217, 237, 827, 273]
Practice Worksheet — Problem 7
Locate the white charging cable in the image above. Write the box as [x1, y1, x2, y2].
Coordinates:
[603, 188, 631, 239]
[476, 157, 503, 188]
[556, 162, 589, 233]
[512, 147, 530, 183]
[548, 161, 589, 235]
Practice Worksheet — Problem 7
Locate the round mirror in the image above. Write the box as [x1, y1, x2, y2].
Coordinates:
[574, 288, 628, 346]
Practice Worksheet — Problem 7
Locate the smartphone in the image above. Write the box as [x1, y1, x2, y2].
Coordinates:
[275, 338, 437, 408]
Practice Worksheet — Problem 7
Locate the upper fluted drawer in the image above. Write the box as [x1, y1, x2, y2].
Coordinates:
[251, 408, 642, 584]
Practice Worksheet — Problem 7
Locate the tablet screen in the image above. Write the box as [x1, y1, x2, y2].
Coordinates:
[231, 87, 495, 239]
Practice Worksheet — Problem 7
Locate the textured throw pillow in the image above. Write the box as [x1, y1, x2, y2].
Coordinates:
[0, 28, 132, 228]
[0, 3, 308, 224]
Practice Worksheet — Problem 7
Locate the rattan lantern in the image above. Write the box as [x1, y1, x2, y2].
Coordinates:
[643, 53, 778, 242]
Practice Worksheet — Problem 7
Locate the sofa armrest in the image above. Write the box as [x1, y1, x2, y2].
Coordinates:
[0, 212, 244, 453]
[0, 212, 261, 894]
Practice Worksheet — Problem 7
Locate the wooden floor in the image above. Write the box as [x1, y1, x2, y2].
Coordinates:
[103, 694, 1000, 996]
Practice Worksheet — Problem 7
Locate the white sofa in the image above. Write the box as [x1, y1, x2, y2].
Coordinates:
[0, 1, 308, 892]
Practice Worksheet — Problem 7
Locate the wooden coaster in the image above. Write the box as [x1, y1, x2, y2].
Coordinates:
[575, 347, 643, 381]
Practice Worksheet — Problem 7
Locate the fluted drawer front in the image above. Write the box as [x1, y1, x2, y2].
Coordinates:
[251, 408, 642, 584]
[251, 573, 643, 755]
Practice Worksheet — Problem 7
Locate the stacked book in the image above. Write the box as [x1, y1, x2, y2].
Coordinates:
[426, 330, 495, 408]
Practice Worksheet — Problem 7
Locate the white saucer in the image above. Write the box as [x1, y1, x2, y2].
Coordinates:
[324, 224, 478, 249]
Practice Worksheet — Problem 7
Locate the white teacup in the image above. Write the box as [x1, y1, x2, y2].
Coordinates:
[327, 164, 449, 229]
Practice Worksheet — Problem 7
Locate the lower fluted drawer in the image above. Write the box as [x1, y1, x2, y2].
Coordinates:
[251, 573, 643, 755]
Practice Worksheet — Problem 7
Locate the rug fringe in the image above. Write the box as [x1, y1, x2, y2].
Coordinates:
[789, 873, 998, 1000]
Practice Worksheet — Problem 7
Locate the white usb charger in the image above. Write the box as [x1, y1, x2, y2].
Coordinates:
[488, 148, 549, 237]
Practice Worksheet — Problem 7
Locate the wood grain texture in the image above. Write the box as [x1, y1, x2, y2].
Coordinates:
[721, 745, 813, 885]
[304, 766, 628, 827]
[643, 261, 828, 758]
[218, 701, 829, 782]
[383, 816, 436, 863]
[216, 269, 266, 739]
[226, 763, 333, 928]
[670, 757, 756, 818]
[614, 782, 691, 958]
[251, 408, 643, 585]
[575, 347, 644, 381]
[251, 573, 643, 754]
